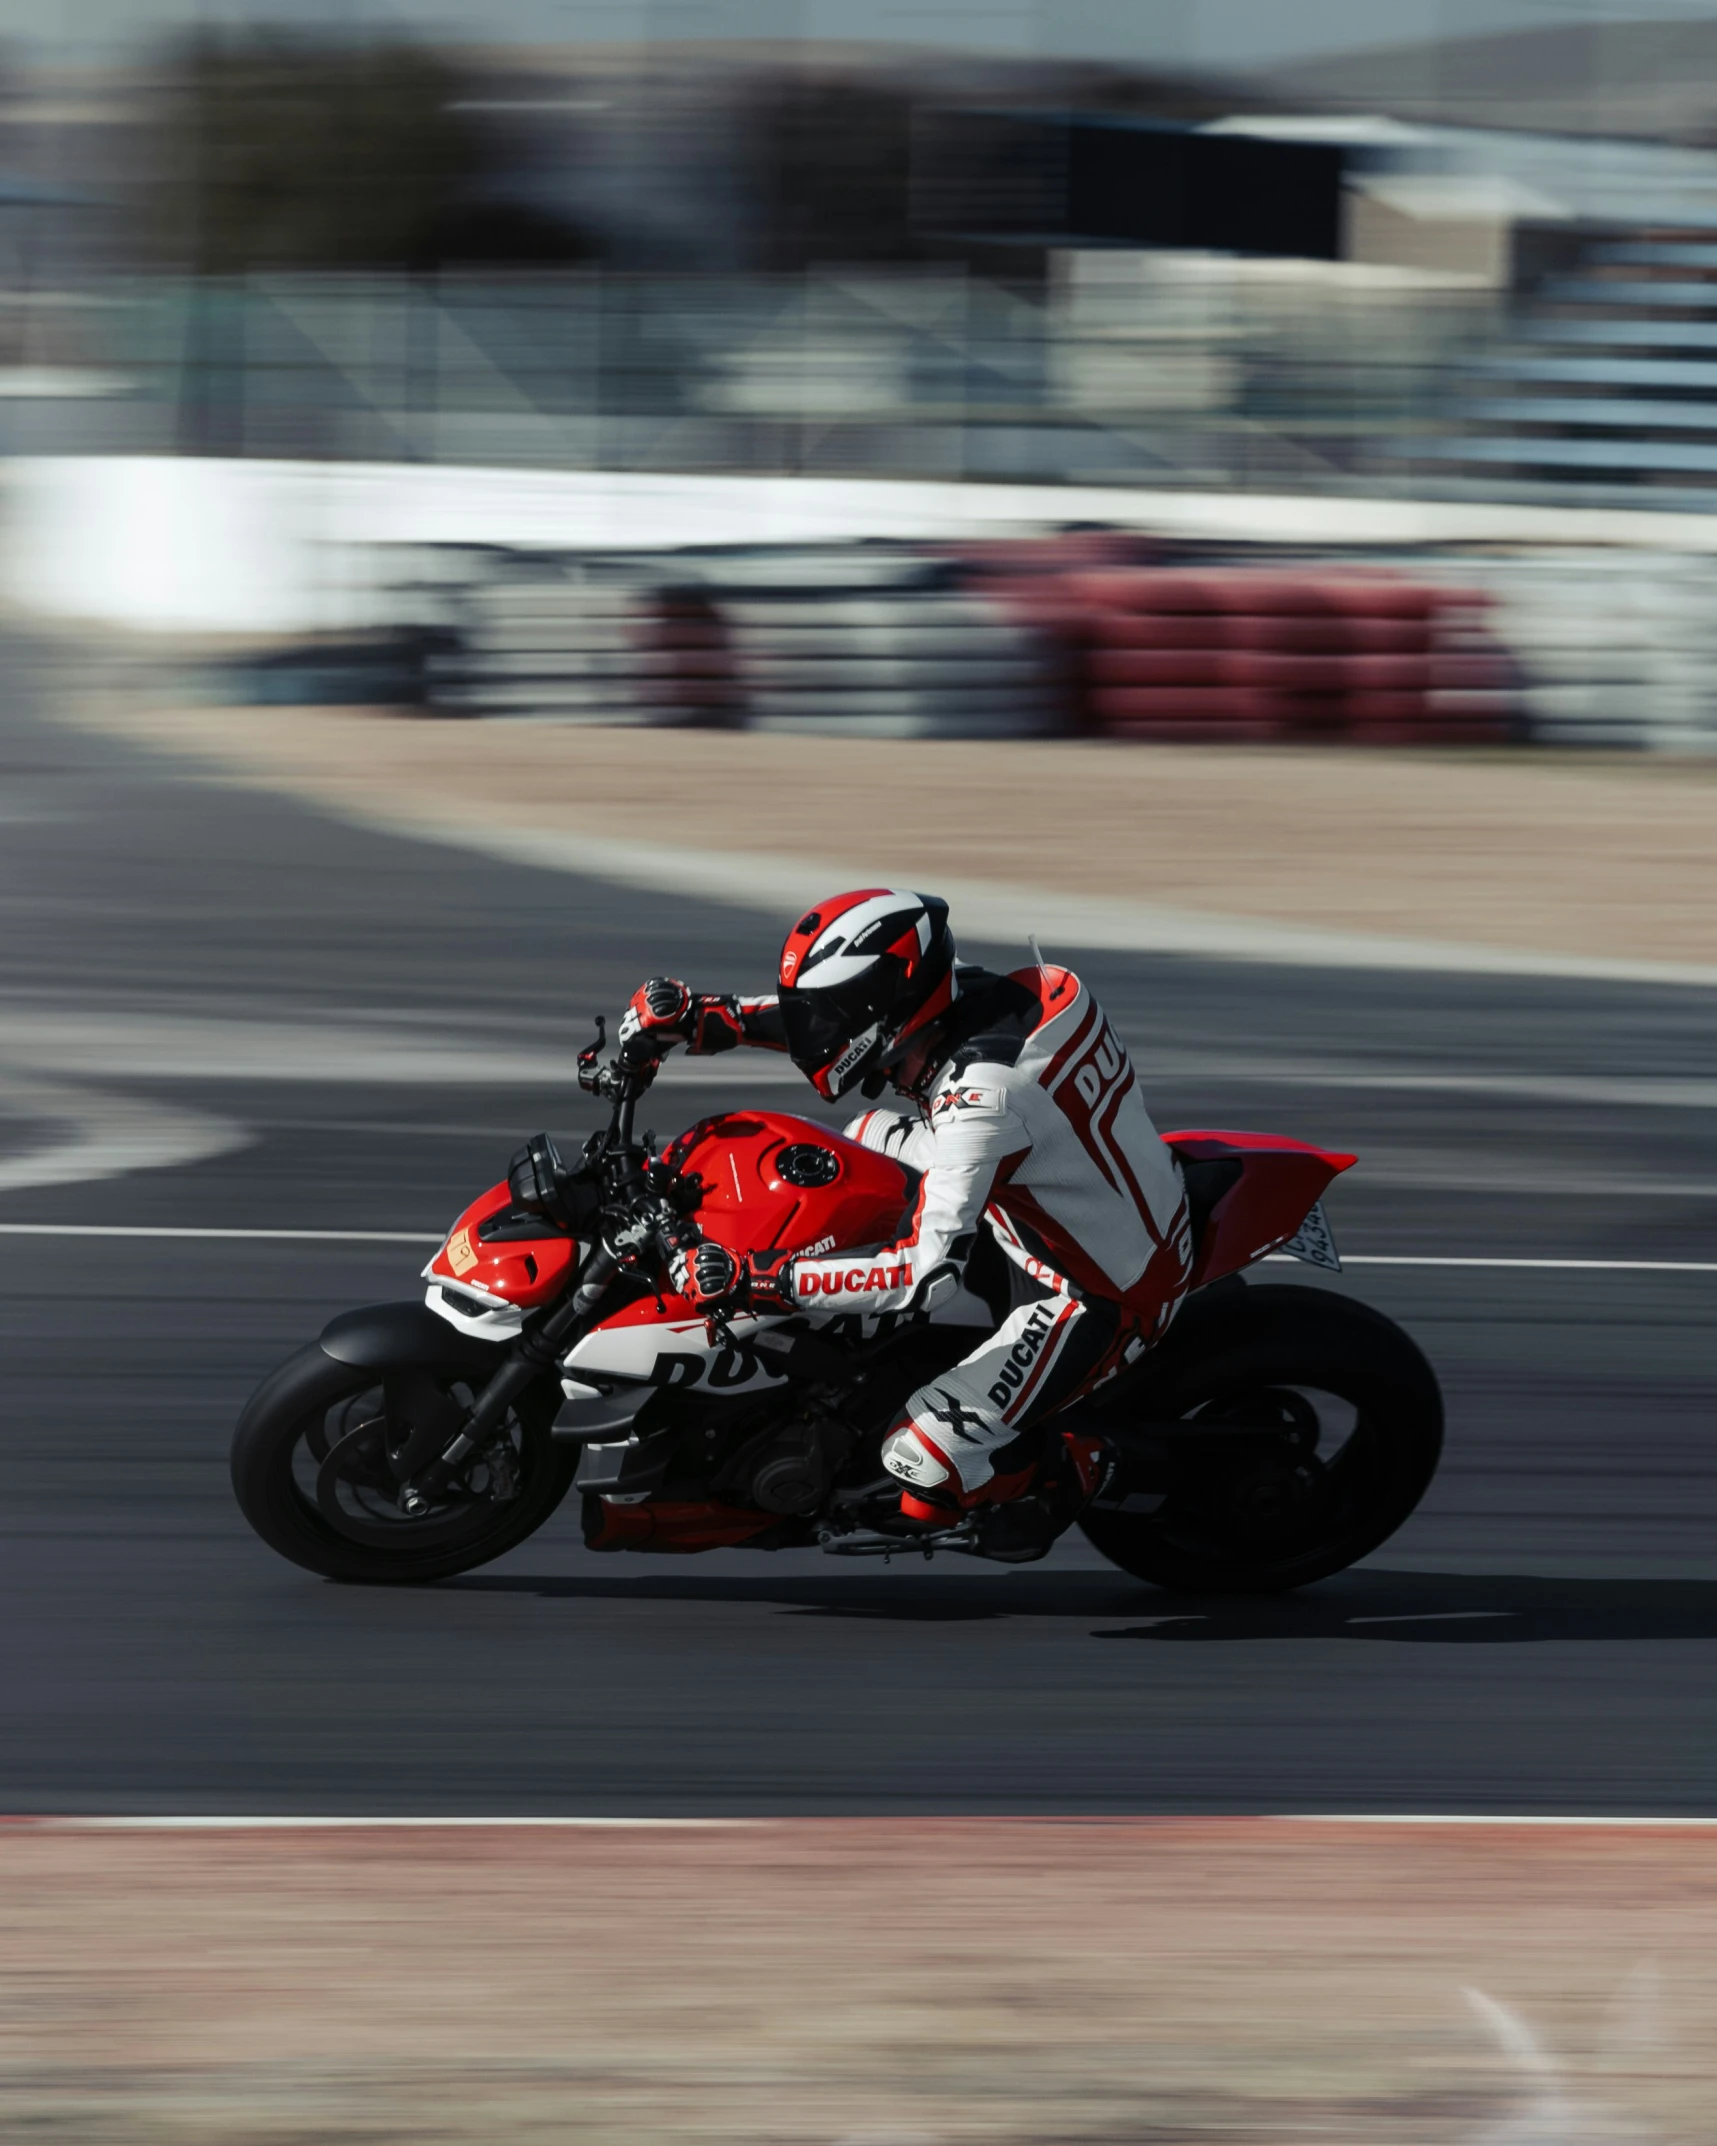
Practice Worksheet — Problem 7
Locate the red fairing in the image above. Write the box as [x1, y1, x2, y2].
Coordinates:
[427, 1181, 579, 1309]
[659, 1111, 915, 1264]
[1163, 1129, 1357, 1289]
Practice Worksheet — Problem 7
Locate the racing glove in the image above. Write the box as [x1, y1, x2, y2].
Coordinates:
[670, 1237, 741, 1308]
[619, 977, 695, 1055]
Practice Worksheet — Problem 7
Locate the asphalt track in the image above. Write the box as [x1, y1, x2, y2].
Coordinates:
[3, 645, 1716, 1816]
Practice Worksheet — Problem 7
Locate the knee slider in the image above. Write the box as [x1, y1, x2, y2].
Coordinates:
[880, 1425, 951, 1489]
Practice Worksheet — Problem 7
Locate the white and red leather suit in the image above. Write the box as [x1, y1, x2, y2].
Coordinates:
[651, 960, 1193, 1514]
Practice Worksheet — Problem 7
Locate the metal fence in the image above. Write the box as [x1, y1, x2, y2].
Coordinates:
[0, 264, 1490, 491]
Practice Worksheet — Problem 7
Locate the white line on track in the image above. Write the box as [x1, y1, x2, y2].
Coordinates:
[0, 1072, 246, 1194]
[1337, 1255, 1717, 1273]
[7, 1813, 1717, 1830]
[1, 1225, 1713, 1273]
[0, 1224, 439, 1243]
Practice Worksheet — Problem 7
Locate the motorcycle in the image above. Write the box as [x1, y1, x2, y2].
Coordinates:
[231, 1018, 1443, 1593]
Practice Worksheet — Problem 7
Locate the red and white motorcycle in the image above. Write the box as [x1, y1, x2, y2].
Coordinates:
[232, 1020, 1443, 1592]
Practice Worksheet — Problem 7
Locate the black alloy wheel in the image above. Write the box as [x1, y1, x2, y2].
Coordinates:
[1078, 1283, 1443, 1595]
[231, 1343, 575, 1583]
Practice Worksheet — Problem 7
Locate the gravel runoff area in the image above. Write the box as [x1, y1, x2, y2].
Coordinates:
[1, 1819, 1711, 2144]
[68, 696, 1717, 970]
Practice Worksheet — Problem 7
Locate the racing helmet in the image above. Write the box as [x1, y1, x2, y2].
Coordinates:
[777, 889, 956, 1100]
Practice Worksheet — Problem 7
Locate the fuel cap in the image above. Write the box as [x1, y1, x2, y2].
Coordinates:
[775, 1142, 841, 1188]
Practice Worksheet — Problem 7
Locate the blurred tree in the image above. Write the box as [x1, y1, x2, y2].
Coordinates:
[149, 31, 590, 272]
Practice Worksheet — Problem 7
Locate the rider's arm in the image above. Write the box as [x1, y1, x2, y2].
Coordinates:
[785, 1077, 1029, 1322]
[843, 1105, 934, 1169]
[683, 993, 786, 1055]
[622, 978, 786, 1056]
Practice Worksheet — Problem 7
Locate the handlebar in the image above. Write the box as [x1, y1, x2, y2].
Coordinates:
[417, 1014, 699, 1497]
[577, 1014, 661, 1176]
[575, 1014, 689, 1272]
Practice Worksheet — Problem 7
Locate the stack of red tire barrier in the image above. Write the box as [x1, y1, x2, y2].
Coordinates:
[1063, 568, 1516, 745]
[633, 590, 744, 726]
[974, 561, 1517, 745]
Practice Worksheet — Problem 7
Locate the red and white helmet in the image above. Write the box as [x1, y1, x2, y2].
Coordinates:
[777, 889, 956, 1100]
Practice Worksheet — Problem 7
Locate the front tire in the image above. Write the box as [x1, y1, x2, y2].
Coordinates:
[231, 1342, 575, 1583]
[1079, 1283, 1443, 1595]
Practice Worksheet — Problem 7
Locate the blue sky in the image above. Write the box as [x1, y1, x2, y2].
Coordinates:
[18, 0, 1717, 67]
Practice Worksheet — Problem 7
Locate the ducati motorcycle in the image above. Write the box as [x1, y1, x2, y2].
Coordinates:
[231, 1021, 1443, 1593]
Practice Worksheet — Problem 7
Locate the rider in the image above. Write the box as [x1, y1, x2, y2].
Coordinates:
[620, 890, 1193, 1543]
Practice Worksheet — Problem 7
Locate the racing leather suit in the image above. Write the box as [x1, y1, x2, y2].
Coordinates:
[658, 961, 1193, 1509]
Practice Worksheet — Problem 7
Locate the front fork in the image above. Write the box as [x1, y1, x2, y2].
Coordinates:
[399, 1247, 621, 1514]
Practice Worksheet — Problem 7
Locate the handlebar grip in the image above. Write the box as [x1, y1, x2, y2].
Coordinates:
[617, 1029, 665, 1074]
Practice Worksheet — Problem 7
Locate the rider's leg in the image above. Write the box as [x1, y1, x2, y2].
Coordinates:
[880, 1285, 1137, 1521]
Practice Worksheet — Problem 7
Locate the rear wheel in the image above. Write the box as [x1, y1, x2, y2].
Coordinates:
[231, 1343, 575, 1583]
[1078, 1283, 1442, 1595]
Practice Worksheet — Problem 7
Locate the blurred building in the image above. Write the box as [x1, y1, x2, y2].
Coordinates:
[8, 28, 1717, 507]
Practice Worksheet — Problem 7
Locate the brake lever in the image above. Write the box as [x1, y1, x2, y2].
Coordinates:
[576, 1014, 607, 1096]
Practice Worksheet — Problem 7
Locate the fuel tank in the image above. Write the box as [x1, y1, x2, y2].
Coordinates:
[564, 1111, 920, 1402]
[661, 1110, 916, 1263]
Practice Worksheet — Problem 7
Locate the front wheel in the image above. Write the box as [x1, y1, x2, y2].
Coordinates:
[1079, 1283, 1443, 1595]
[231, 1343, 575, 1583]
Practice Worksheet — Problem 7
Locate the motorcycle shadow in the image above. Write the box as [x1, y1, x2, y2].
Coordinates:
[448, 1568, 1124, 1623]
[447, 1566, 1717, 1642]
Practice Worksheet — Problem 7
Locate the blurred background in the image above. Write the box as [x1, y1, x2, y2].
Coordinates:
[14, 0, 1717, 732]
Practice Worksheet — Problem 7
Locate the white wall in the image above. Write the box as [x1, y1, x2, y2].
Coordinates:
[13, 454, 1717, 639]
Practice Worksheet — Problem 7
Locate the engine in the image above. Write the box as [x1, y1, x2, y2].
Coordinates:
[721, 1408, 853, 1516]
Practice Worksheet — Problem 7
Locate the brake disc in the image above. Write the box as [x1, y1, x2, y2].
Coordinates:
[314, 1422, 482, 1546]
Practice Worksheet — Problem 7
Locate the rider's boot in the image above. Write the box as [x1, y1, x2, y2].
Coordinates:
[889, 1427, 1112, 1561]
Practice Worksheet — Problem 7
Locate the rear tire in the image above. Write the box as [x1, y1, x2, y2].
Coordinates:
[1079, 1283, 1442, 1595]
[231, 1342, 575, 1584]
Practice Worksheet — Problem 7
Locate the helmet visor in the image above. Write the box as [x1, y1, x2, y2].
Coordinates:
[779, 960, 904, 1077]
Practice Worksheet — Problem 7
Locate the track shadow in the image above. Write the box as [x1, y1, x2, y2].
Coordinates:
[1092, 1568, 1717, 1643]
[447, 1566, 1717, 1642]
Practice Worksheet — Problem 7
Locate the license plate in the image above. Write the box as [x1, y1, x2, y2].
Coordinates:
[1282, 1200, 1341, 1272]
